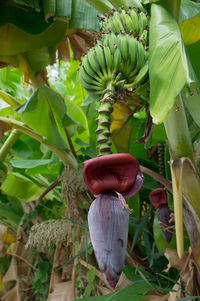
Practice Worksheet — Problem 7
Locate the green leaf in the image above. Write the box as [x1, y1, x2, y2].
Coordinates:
[182, 84, 200, 127]
[1, 172, 44, 202]
[83, 283, 95, 298]
[69, 0, 99, 31]
[153, 213, 177, 252]
[153, 213, 190, 253]
[62, 113, 84, 134]
[81, 96, 94, 107]
[17, 85, 68, 149]
[0, 257, 10, 274]
[146, 124, 167, 148]
[149, 1, 195, 123]
[123, 265, 157, 283]
[11, 138, 33, 159]
[0, 203, 21, 224]
[75, 138, 89, 146]
[10, 159, 52, 169]
[86, 267, 96, 282]
[187, 41, 200, 82]
[179, 0, 200, 45]
[128, 118, 146, 159]
[0, 3, 51, 35]
[64, 97, 89, 148]
[0, 22, 67, 56]
[24, 46, 57, 75]
[76, 282, 156, 301]
[55, 0, 72, 18]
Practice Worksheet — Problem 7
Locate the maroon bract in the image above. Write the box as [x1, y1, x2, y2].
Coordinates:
[149, 188, 168, 208]
[88, 192, 129, 288]
[149, 188, 174, 243]
[84, 153, 144, 288]
[83, 153, 144, 198]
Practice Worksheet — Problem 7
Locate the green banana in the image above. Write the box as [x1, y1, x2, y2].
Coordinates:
[138, 11, 148, 37]
[82, 52, 104, 82]
[104, 46, 113, 72]
[128, 60, 149, 87]
[128, 41, 146, 81]
[79, 64, 101, 85]
[95, 45, 107, 76]
[111, 13, 125, 33]
[87, 48, 106, 79]
[129, 9, 139, 35]
[119, 34, 129, 62]
[113, 47, 122, 73]
[101, 8, 149, 38]
[125, 35, 137, 75]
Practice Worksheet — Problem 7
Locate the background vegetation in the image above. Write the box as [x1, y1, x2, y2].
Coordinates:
[1, 0, 200, 300]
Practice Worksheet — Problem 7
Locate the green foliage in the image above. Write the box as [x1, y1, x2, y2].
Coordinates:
[28, 250, 52, 301]
[149, 1, 196, 123]
[1, 1, 200, 299]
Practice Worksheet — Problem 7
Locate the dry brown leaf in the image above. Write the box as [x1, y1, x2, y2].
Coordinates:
[77, 30, 95, 47]
[168, 282, 184, 301]
[58, 39, 71, 61]
[0, 61, 9, 68]
[164, 248, 188, 271]
[1, 283, 21, 301]
[69, 34, 87, 60]
[48, 281, 73, 301]
[165, 248, 200, 298]
[3, 258, 18, 283]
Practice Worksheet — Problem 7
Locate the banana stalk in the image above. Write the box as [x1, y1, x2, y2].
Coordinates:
[96, 89, 114, 155]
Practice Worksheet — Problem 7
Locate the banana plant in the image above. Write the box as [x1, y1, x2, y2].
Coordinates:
[79, 0, 200, 294]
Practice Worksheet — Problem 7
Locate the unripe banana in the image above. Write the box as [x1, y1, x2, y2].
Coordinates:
[101, 8, 148, 38]
[104, 46, 113, 72]
[79, 6, 150, 155]
[132, 60, 149, 86]
[128, 41, 146, 81]
[138, 11, 148, 37]
[128, 9, 139, 35]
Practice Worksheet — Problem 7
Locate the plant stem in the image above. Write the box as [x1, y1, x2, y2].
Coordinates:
[0, 129, 20, 160]
[164, 95, 194, 161]
[96, 90, 113, 155]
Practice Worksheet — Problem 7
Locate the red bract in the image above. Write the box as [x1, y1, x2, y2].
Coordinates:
[149, 188, 168, 208]
[83, 153, 144, 198]
[88, 192, 129, 288]
[149, 188, 174, 243]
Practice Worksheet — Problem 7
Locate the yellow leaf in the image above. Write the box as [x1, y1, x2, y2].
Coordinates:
[0, 274, 4, 291]
[171, 160, 184, 258]
[6, 243, 16, 255]
[2, 232, 16, 244]
[179, 14, 200, 45]
[110, 104, 131, 133]
[111, 104, 132, 152]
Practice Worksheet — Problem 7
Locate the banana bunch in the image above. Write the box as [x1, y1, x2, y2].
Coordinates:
[100, 33, 149, 92]
[102, 8, 148, 43]
[79, 6, 150, 154]
[79, 44, 115, 100]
